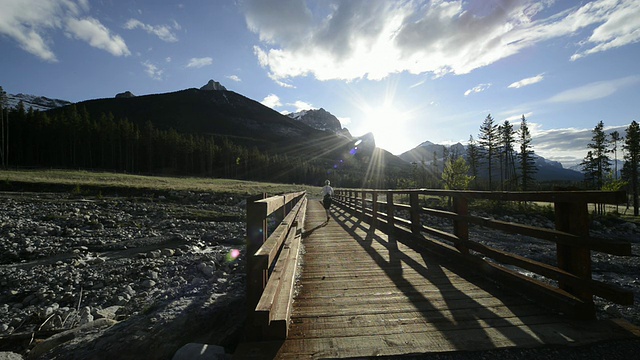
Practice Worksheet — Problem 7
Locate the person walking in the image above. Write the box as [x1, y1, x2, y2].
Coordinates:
[320, 180, 334, 221]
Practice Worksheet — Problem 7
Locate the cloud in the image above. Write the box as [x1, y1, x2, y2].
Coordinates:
[66, 17, 130, 56]
[0, 0, 129, 61]
[124, 18, 179, 42]
[338, 117, 352, 127]
[242, 0, 640, 82]
[226, 75, 242, 82]
[570, 1, 640, 61]
[529, 123, 629, 167]
[548, 75, 640, 103]
[508, 74, 544, 89]
[142, 60, 164, 80]
[186, 57, 213, 68]
[464, 83, 491, 96]
[504, 112, 534, 122]
[261, 94, 282, 108]
[290, 100, 315, 112]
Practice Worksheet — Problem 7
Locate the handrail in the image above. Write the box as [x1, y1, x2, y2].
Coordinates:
[245, 191, 306, 339]
[333, 188, 632, 319]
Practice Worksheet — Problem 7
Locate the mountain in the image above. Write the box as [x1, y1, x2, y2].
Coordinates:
[570, 159, 624, 179]
[288, 108, 352, 138]
[399, 141, 465, 164]
[44, 80, 410, 178]
[50, 85, 320, 149]
[4, 93, 71, 112]
[399, 141, 584, 182]
[200, 80, 227, 91]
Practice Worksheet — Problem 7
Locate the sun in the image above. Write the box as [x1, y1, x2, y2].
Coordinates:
[362, 103, 408, 154]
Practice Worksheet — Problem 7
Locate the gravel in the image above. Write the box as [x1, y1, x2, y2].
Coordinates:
[0, 191, 247, 359]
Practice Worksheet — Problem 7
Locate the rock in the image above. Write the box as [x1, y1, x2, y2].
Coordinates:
[620, 222, 637, 232]
[79, 306, 93, 325]
[115, 91, 135, 98]
[200, 80, 227, 91]
[95, 306, 121, 320]
[0, 352, 24, 360]
[161, 248, 175, 257]
[604, 304, 622, 317]
[28, 318, 117, 359]
[149, 270, 159, 280]
[141, 279, 156, 288]
[197, 263, 216, 278]
[172, 343, 229, 360]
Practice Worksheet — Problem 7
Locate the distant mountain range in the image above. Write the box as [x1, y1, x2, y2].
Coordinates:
[3, 81, 585, 183]
[4, 93, 71, 112]
[399, 140, 584, 183]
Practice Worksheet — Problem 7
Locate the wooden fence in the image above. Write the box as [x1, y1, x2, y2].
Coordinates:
[333, 188, 633, 319]
[245, 191, 307, 340]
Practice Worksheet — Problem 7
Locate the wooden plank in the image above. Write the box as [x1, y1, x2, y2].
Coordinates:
[461, 239, 634, 305]
[289, 313, 573, 339]
[267, 230, 302, 339]
[254, 225, 297, 326]
[290, 303, 550, 327]
[463, 215, 631, 255]
[256, 191, 305, 217]
[272, 319, 639, 359]
[254, 197, 305, 260]
[290, 295, 532, 318]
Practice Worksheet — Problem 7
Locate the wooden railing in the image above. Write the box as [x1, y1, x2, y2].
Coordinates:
[333, 188, 633, 319]
[245, 191, 307, 340]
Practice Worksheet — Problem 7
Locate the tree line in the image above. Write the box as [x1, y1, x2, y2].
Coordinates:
[0, 98, 395, 187]
[581, 120, 640, 215]
[411, 114, 539, 192]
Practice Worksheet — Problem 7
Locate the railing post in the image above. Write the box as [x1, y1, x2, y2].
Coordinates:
[554, 199, 594, 318]
[274, 195, 286, 228]
[386, 191, 395, 231]
[246, 193, 268, 333]
[372, 191, 378, 229]
[453, 195, 469, 255]
[409, 192, 421, 235]
[361, 190, 366, 221]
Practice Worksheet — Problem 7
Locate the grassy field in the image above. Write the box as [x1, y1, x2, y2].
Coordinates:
[0, 169, 322, 198]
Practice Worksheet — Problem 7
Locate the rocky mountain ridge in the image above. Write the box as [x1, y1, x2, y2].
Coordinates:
[399, 139, 584, 182]
[3, 93, 71, 112]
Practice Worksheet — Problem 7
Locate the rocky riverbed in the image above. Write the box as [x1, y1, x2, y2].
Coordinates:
[0, 191, 247, 359]
[1, 191, 639, 359]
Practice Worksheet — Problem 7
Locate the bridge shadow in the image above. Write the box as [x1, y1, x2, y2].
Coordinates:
[330, 205, 547, 353]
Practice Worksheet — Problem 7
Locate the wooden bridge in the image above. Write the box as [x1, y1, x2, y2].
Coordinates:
[234, 189, 640, 359]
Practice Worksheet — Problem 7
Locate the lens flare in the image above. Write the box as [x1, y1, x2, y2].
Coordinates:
[226, 248, 240, 262]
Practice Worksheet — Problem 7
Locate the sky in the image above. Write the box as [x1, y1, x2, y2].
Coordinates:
[1, 0, 639, 168]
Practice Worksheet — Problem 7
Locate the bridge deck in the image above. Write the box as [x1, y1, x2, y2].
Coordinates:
[236, 199, 639, 359]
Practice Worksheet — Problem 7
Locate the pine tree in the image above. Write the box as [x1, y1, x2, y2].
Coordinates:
[622, 121, 640, 216]
[442, 156, 473, 190]
[580, 151, 598, 188]
[518, 115, 537, 190]
[466, 135, 480, 189]
[582, 121, 612, 189]
[0, 86, 6, 168]
[610, 130, 622, 180]
[478, 114, 498, 190]
[499, 120, 517, 190]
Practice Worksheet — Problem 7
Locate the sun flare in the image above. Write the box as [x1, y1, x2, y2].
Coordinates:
[362, 103, 408, 154]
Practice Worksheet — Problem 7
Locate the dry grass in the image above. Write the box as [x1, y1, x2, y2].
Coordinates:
[0, 169, 321, 197]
